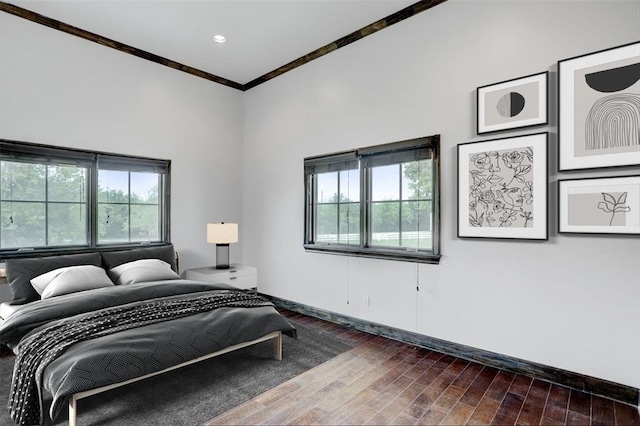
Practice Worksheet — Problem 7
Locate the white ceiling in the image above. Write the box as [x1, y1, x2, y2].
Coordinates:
[9, 0, 416, 85]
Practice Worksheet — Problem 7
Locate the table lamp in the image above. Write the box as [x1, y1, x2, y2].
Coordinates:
[207, 222, 238, 269]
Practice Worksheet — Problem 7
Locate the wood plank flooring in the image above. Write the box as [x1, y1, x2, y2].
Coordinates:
[205, 309, 640, 426]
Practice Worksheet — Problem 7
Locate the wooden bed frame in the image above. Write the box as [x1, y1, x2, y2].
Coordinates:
[67, 331, 283, 426]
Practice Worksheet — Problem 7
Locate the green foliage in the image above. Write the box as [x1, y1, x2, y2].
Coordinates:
[97, 171, 160, 243]
[1, 201, 46, 248]
[315, 160, 433, 247]
[1, 162, 46, 201]
[402, 160, 433, 199]
[371, 202, 399, 233]
[0, 160, 161, 249]
[48, 165, 86, 202]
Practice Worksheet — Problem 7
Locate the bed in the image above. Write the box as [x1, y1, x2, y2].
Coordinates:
[0, 245, 296, 426]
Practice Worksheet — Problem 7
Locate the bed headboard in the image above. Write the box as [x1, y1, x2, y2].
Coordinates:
[5, 244, 177, 304]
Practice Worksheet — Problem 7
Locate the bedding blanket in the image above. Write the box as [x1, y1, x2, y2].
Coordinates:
[0, 281, 296, 425]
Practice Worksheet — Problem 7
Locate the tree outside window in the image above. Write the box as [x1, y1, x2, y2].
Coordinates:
[0, 140, 170, 257]
[304, 135, 440, 264]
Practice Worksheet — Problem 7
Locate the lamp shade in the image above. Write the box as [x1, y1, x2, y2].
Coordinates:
[207, 223, 238, 244]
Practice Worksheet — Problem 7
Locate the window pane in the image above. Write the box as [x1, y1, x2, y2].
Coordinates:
[48, 203, 88, 246]
[339, 169, 359, 202]
[402, 160, 432, 200]
[372, 165, 399, 201]
[316, 204, 338, 243]
[339, 203, 360, 245]
[1, 201, 46, 248]
[48, 165, 88, 203]
[131, 205, 159, 242]
[1, 161, 46, 201]
[98, 170, 129, 203]
[370, 202, 400, 247]
[131, 172, 159, 204]
[317, 172, 337, 203]
[401, 201, 432, 249]
[98, 204, 129, 243]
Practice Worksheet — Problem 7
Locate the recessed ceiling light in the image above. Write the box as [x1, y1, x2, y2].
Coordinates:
[213, 35, 226, 44]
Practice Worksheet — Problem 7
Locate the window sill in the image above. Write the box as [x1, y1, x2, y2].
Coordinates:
[303, 244, 441, 264]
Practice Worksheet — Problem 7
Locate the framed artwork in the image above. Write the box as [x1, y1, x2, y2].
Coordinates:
[558, 41, 640, 171]
[558, 175, 640, 235]
[477, 71, 548, 134]
[457, 132, 548, 240]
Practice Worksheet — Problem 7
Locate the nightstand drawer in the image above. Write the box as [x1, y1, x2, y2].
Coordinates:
[225, 273, 257, 289]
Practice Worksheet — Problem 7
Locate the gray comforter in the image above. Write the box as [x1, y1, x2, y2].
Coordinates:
[0, 280, 296, 424]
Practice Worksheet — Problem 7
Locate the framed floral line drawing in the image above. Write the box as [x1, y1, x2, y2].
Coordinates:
[558, 175, 640, 235]
[457, 132, 548, 240]
[477, 71, 548, 134]
[558, 41, 640, 171]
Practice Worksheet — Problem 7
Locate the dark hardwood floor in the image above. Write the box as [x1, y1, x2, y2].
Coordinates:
[206, 309, 640, 426]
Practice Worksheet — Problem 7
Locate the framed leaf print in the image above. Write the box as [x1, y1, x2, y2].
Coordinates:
[477, 71, 548, 134]
[558, 41, 640, 170]
[457, 132, 548, 240]
[558, 175, 640, 235]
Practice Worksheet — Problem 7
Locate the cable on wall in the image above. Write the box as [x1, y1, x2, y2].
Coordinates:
[346, 256, 350, 305]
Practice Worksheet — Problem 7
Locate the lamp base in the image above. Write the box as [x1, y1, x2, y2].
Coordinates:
[215, 244, 230, 269]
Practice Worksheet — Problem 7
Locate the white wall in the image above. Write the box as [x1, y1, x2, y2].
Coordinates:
[243, 0, 640, 389]
[1, 0, 638, 392]
[0, 12, 245, 272]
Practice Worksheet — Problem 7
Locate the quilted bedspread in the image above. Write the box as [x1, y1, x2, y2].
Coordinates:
[0, 281, 296, 425]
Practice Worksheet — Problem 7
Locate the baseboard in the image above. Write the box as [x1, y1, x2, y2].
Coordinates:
[265, 294, 639, 407]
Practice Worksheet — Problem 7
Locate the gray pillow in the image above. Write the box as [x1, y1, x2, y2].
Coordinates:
[6, 252, 103, 303]
[109, 259, 180, 285]
[31, 265, 114, 299]
[101, 245, 177, 273]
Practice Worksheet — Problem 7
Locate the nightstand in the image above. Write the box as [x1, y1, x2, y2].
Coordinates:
[185, 264, 257, 292]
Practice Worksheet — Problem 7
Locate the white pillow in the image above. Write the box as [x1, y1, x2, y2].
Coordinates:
[109, 259, 180, 285]
[31, 265, 114, 299]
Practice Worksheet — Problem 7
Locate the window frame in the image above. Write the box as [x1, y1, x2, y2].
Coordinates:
[0, 139, 171, 260]
[304, 135, 441, 264]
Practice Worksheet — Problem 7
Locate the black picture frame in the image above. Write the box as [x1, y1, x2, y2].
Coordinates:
[477, 71, 549, 135]
[558, 175, 640, 235]
[558, 41, 640, 171]
[457, 132, 549, 240]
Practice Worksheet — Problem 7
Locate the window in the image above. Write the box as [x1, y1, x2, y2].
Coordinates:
[97, 156, 166, 244]
[0, 140, 170, 258]
[1, 161, 89, 249]
[304, 135, 440, 264]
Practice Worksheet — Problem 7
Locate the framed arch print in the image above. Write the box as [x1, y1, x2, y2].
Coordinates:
[457, 132, 548, 240]
[477, 71, 548, 135]
[558, 41, 640, 171]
